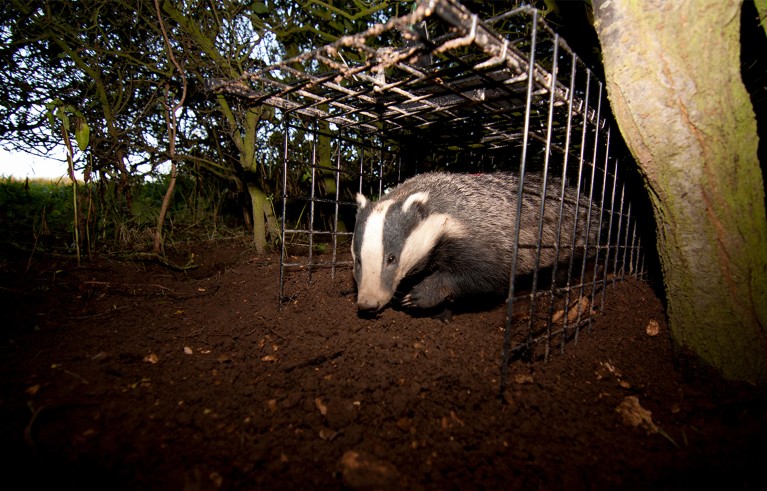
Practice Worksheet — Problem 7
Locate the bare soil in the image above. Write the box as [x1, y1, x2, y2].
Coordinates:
[1, 239, 765, 490]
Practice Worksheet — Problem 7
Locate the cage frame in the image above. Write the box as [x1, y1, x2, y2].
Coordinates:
[211, 0, 648, 393]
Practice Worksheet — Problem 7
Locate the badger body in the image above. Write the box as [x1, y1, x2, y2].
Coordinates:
[352, 172, 599, 316]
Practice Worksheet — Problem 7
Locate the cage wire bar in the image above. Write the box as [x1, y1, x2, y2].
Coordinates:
[213, 0, 648, 382]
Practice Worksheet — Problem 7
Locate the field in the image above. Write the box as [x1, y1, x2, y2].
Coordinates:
[1, 238, 765, 490]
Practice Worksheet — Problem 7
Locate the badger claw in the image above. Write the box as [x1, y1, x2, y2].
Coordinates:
[402, 280, 452, 309]
[401, 293, 453, 323]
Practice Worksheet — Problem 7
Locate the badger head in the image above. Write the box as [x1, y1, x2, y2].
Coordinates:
[351, 190, 464, 313]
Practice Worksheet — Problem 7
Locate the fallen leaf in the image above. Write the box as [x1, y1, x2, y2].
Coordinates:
[515, 373, 534, 384]
[567, 297, 591, 323]
[450, 410, 465, 427]
[319, 427, 342, 441]
[616, 396, 658, 432]
[339, 450, 402, 490]
[315, 397, 328, 416]
[646, 319, 660, 336]
[552, 297, 592, 324]
[616, 396, 678, 446]
[209, 472, 222, 488]
[396, 417, 414, 433]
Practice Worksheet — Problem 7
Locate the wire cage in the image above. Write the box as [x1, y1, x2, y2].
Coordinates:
[212, 0, 649, 377]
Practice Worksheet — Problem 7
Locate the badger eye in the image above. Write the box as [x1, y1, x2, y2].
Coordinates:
[387, 254, 397, 265]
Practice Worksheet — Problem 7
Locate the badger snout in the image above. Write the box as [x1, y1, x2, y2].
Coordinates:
[356, 297, 384, 313]
[355, 288, 393, 314]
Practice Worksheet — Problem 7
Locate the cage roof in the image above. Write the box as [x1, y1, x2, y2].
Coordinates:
[210, 0, 607, 155]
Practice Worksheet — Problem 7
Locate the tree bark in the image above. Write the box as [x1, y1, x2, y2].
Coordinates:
[593, 0, 767, 383]
[247, 185, 276, 254]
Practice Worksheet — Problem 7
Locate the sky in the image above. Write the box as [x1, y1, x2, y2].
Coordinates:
[0, 147, 82, 180]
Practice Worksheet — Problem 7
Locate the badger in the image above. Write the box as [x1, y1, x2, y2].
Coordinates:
[352, 172, 600, 319]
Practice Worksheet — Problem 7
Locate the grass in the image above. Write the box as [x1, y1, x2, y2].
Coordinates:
[0, 174, 254, 260]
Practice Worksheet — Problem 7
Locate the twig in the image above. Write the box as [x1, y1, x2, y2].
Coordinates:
[84, 280, 171, 290]
[283, 350, 344, 373]
[120, 252, 199, 271]
[70, 305, 129, 320]
[24, 404, 45, 452]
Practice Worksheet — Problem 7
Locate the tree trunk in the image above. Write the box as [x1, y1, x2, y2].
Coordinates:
[756, 0, 767, 37]
[593, 0, 767, 383]
[247, 184, 277, 254]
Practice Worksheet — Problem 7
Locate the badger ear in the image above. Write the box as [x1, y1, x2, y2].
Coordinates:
[402, 191, 429, 218]
[355, 193, 369, 212]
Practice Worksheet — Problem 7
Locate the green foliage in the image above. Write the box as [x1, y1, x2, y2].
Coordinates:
[0, 173, 248, 256]
[0, 0, 541, 256]
[0, 177, 75, 253]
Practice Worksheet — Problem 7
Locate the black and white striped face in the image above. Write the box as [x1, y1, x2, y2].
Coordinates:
[352, 191, 464, 313]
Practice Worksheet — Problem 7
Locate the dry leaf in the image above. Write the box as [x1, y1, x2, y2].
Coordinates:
[339, 450, 401, 490]
[209, 472, 222, 488]
[616, 396, 678, 446]
[515, 373, 534, 384]
[568, 297, 591, 323]
[552, 297, 591, 324]
[599, 360, 622, 378]
[315, 397, 328, 416]
[616, 396, 658, 433]
[319, 427, 341, 441]
[646, 319, 660, 336]
[450, 410, 465, 427]
[396, 417, 414, 433]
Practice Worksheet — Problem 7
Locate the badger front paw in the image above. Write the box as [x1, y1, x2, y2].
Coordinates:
[401, 277, 453, 310]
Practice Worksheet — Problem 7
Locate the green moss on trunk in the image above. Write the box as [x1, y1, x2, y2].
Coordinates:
[594, 0, 767, 383]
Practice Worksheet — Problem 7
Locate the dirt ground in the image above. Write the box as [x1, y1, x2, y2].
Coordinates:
[1, 238, 765, 490]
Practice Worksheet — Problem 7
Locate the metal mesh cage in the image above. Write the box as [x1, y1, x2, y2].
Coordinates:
[212, 0, 648, 378]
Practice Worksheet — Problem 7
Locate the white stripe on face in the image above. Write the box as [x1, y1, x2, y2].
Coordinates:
[356, 200, 393, 309]
[395, 213, 466, 285]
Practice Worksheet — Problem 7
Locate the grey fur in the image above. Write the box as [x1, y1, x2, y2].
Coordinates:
[352, 172, 600, 314]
